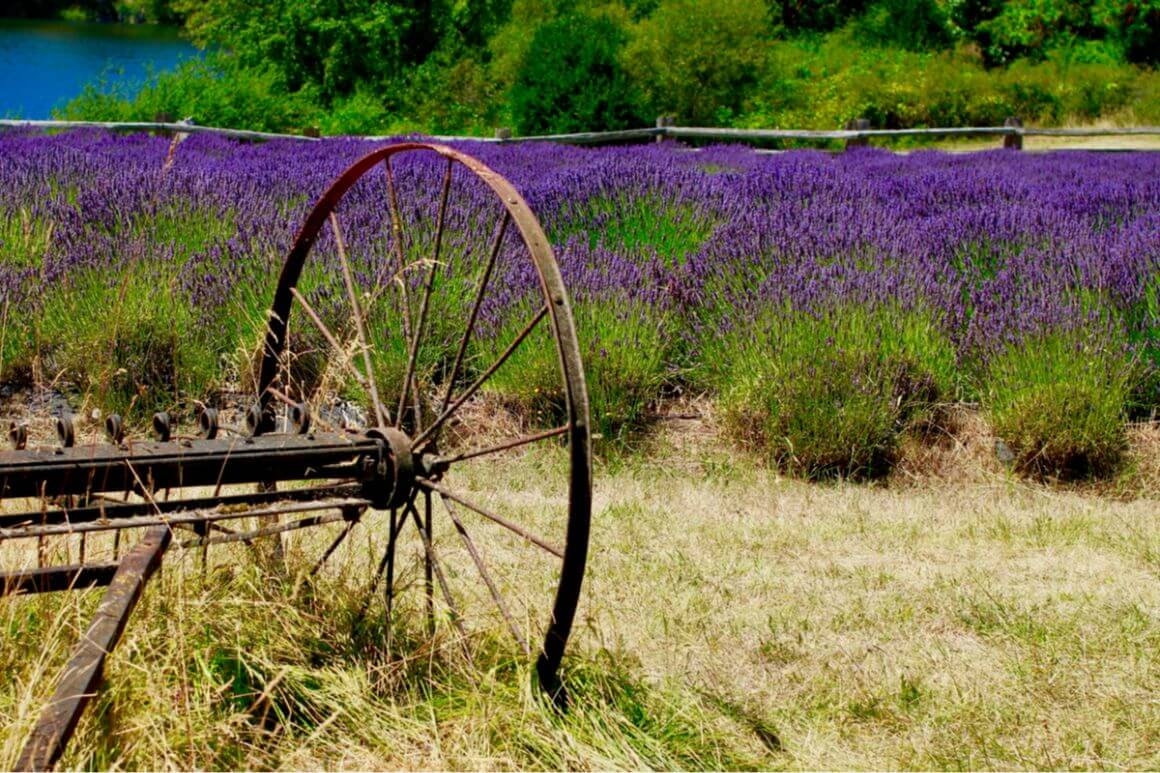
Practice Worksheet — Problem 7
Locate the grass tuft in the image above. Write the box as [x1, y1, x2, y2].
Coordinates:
[708, 304, 959, 479]
[986, 330, 1134, 480]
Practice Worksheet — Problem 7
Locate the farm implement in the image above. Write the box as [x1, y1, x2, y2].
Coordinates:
[0, 144, 592, 770]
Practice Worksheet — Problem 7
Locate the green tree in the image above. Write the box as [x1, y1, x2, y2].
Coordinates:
[623, 0, 774, 124]
[1094, 0, 1160, 64]
[853, 0, 954, 50]
[775, 0, 871, 31]
[509, 13, 646, 134]
[173, 0, 431, 102]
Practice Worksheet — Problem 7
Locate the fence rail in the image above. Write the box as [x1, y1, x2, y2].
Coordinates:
[4, 118, 1159, 149]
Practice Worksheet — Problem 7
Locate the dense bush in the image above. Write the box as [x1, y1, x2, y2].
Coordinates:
[173, 0, 421, 102]
[622, 0, 773, 124]
[50, 0, 1160, 135]
[745, 36, 1160, 130]
[509, 14, 644, 135]
[852, 0, 954, 51]
[58, 55, 323, 134]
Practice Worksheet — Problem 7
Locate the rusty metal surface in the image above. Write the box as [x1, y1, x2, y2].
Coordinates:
[15, 526, 171, 771]
[0, 432, 383, 500]
[0, 562, 119, 597]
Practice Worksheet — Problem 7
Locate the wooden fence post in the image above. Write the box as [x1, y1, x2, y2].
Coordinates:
[1003, 116, 1023, 150]
[494, 127, 513, 141]
[655, 115, 674, 143]
[844, 118, 870, 150]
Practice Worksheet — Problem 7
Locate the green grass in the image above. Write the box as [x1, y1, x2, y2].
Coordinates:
[478, 297, 673, 444]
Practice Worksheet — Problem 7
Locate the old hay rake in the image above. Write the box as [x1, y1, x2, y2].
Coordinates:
[0, 143, 592, 770]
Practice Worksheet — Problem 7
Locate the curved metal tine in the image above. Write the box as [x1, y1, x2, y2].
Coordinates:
[436, 425, 569, 465]
[397, 158, 453, 430]
[290, 287, 369, 391]
[406, 492, 469, 651]
[329, 212, 390, 429]
[383, 156, 415, 342]
[441, 212, 511, 416]
[415, 477, 563, 559]
[439, 492, 530, 655]
[413, 304, 548, 450]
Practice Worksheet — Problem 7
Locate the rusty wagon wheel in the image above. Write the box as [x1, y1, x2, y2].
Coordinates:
[254, 143, 592, 697]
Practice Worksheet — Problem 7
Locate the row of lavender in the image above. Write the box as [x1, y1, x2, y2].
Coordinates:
[0, 131, 1156, 477]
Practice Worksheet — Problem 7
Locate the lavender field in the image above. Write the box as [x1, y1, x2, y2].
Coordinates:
[1, 130, 1157, 478]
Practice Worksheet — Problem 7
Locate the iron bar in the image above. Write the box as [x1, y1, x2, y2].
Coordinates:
[0, 482, 360, 531]
[441, 212, 510, 415]
[0, 433, 381, 501]
[406, 495, 469, 648]
[0, 498, 371, 541]
[311, 508, 362, 575]
[439, 493, 529, 655]
[435, 425, 569, 465]
[398, 158, 453, 429]
[1, 562, 119, 597]
[179, 510, 350, 548]
[383, 157, 415, 343]
[289, 287, 370, 389]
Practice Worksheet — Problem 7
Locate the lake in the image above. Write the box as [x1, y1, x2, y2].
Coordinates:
[0, 18, 198, 119]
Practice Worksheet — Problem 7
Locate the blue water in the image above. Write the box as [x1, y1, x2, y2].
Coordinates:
[0, 18, 198, 118]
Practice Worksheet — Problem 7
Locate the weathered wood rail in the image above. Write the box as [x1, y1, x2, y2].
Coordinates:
[3, 117, 1159, 150]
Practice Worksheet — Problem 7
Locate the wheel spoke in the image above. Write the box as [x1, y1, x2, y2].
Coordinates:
[330, 212, 390, 429]
[423, 490, 435, 635]
[397, 158, 453, 431]
[439, 493, 529, 655]
[290, 287, 369, 390]
[441, 212, 510, 415]
[436, 425, 569, 465]
[383, 157, 415, 343]
[413, 304, 548, 449]
[353, 504, 404, 638]
[406, 493, 469, 648]
[311, 506, 362, 575]
[415, 477, 563, 559]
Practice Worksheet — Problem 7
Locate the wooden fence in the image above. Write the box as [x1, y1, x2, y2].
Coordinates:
[3, 117, 1159, 151]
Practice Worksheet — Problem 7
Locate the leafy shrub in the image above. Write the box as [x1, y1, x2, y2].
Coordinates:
[987, 332, 1133, 480]
[777, 0, 872, 31]
[1098, 0, 1160, 65]
[510, 13, 645, 135]
[746, 35, 1158, 130]
[622, 0, 773, 124]
[710, 305, 959, 478]
[58, 54, 322, 134]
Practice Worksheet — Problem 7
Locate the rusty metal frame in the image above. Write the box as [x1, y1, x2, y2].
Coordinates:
[15, 526, 171, 771]
[0, 142, 594, 767]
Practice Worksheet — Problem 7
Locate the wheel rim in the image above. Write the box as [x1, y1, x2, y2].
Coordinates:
[256, 143, 592, 696]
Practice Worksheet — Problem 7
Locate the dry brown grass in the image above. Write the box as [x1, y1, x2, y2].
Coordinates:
[0, 412, 1157, 769]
